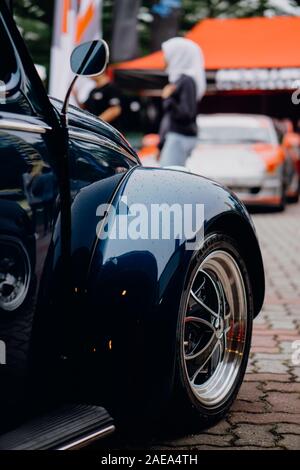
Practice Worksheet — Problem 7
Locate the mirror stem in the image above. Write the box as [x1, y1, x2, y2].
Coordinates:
[61, 75, 78, 126]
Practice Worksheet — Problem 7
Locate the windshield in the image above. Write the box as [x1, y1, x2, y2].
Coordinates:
[198, 124, 274, 144]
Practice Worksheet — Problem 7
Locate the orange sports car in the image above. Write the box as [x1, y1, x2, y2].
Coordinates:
[140, 114, 300, 210]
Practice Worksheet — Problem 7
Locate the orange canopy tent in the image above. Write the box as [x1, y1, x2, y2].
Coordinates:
[114, 16, 300, 95]
[116, 16, 300, 71]
[114, 16, 300, 126]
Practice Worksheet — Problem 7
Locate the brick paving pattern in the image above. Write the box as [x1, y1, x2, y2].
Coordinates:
[95, 202, 300, 451]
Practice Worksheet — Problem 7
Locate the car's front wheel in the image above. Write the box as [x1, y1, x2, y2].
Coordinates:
[0, 235, 32, 315]
[172, 233, 253, 428]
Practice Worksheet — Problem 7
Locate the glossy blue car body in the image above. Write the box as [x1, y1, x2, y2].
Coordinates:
[0, 1, 264, 436]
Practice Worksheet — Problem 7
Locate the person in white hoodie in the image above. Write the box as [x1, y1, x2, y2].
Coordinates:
[159, 37, 206, 167]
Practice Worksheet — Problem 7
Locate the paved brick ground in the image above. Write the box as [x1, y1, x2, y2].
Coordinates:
[95, 202, 300, 451]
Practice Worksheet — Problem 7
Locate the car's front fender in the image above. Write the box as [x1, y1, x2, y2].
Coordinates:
[31, 167, 264, 416]
[83, 167, 264, 416]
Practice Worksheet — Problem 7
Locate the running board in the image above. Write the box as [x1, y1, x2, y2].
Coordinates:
[0, 404, 115, 450]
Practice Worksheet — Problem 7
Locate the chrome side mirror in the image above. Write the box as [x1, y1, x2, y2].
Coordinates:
[70, 40, 109, 77]
[61, 39, 109, 118]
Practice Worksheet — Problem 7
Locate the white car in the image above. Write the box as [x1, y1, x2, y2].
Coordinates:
[186, 114, 297, 210]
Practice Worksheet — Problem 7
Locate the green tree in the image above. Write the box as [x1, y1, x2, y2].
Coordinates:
[12, 0, 300, 72]
[13, 0, 53, 70]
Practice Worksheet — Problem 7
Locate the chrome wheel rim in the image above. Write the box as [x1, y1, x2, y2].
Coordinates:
[183, 250, 247, 408]
[0, 239, 31, 312]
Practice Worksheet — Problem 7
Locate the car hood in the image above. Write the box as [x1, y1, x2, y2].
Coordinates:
[49, 96, 139, 162]
[186, 143, 278, 185]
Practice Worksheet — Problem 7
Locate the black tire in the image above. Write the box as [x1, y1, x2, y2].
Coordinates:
[169, 232, 254, 430]
[288, 193, 299, 204]
[276, 182, 287, 212]
[287, 179, 300, 204]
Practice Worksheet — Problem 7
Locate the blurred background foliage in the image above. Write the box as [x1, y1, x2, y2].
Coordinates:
[13, 0, 300, 73]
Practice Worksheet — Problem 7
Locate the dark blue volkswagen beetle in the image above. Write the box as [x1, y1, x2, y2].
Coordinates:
[0, 1, 264, 449]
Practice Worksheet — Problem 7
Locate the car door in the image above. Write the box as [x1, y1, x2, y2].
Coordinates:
[0, 4, 59, 429]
